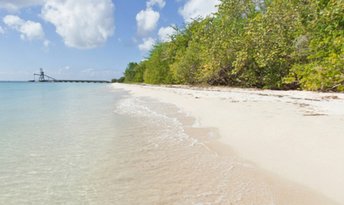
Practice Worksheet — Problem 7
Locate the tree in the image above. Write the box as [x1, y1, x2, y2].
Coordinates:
[144, 43, 174, 84]
[121, 0, 344, 92]
[286, 0, 344, 91]
[124, 62, 139, 82]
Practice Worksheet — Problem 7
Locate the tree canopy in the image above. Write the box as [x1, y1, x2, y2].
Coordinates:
[123, 0, 344, 92]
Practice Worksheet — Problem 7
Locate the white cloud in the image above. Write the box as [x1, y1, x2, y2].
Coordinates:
[0, 0, 44, 11]
[136, 8, 160, 36]
[179, 0, 220, 23]
[138, 37, 156, 52]
[3, 15, 23, 29]
[3, 15, 44, 40]
[136, 0, 165, 51]
[147, 0, 166, 9]
[158, 25, 176, 42]
[43, 39, 50, 47]
[41, 0, 115, 49]
[0, 26, 4, 34]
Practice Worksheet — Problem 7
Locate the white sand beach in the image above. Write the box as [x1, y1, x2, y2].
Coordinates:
[113, 83, 344, 204]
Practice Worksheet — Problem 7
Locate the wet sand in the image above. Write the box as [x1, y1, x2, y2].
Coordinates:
[112, 83, 344, 204]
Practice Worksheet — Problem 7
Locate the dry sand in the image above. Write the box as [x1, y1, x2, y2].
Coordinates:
[112, 83, 344, 204]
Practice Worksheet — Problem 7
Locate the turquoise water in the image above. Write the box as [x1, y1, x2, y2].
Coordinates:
[0, 83, 131, 204]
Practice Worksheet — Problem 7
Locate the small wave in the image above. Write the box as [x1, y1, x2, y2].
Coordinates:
[114, 97, 199, 145]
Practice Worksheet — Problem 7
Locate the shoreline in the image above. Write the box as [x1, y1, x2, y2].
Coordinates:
[112, 83, 344, 204]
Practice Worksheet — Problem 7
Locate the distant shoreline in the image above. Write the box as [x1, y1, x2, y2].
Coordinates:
[0, 81, 28, 83]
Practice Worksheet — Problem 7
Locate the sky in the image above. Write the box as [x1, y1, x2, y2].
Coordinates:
[0, 0, 220, 81]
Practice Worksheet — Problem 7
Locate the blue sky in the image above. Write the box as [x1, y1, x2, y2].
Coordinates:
[0, 0, 219, 80]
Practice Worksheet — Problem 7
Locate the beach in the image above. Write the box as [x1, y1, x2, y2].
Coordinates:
[113, 83, 344, 204]
[1, 82, 343, 204]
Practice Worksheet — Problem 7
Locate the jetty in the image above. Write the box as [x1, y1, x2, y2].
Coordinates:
[29, 69, 110, 83]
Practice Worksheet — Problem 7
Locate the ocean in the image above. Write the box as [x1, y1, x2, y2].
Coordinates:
[0, 83, 274, 205]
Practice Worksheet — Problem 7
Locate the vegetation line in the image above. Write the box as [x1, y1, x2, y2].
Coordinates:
[120, 0, 343, 92]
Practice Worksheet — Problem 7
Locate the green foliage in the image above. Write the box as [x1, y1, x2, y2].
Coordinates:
[237, 0, 306, 89]
[170, 19, 208, 84]
[123, 61, 146, 83]
[132, 61, 146, 83]
[124, 62, 139, 82]
[122, 0, 344, 92]
[144, 43, 174, 84]
[285, 0, 344, 91]
[112, 77, 125, 83]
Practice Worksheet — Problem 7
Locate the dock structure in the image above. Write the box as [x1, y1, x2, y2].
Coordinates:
[53, 80, 110, 83]
[30, 68, 110, 83]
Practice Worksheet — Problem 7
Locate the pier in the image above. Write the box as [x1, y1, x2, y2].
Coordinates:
[30, 69, 110, 83]
[51, 80, 110, 83]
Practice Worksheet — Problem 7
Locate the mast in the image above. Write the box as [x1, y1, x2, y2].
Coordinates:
[39, 68, 45, 81]
[33, 68, 56, 82]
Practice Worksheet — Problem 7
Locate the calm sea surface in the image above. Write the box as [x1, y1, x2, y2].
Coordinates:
[0, 83, 131, 204]
[0, 83, 274, 205]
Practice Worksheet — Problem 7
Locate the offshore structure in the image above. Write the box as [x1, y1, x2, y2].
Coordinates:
[30, 68, 110, 83]
[33, 68, 57, 82]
